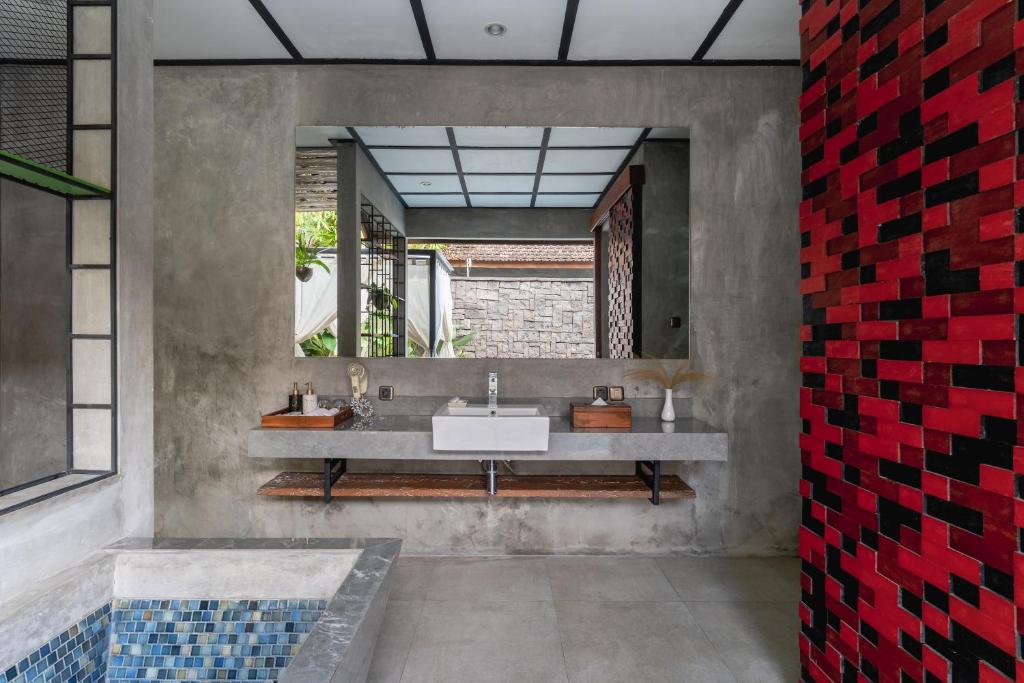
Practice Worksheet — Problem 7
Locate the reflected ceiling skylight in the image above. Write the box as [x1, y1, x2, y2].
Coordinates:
[469, 194, 533, 208]
[548, 127, 643, 147]
[538, 174, 613, 193]
[459, 149, 539, 174]
[542, 148, 631, 174]
[402, 194, 467, 207]
[453, 127, 545, 147]
[388, 174, 463, 193]
[369, 148, 456, 173]
[465, 175, 536, 193]
[356, 126, 450, 146]
[317, 125, 652, 209]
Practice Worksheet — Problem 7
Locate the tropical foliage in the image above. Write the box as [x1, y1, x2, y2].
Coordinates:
[295, 211, 337, 275]
[300, 328, 337, 357]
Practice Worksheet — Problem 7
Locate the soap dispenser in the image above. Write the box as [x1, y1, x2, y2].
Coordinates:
[302, 382, 318, 415]
[288, 382, 301, 413]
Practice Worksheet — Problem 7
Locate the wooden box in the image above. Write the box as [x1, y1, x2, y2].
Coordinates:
[570, 403, 632, 430]
[260, 406, 352, 429]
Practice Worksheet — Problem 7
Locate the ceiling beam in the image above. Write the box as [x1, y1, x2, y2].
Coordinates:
[595, 128, 650, 209]
[343, 128, 409, 209]
[246, 0, 302, 60]
[530, 128, 552, 207]
[692, 0, 744, 61]
[557, 0, 581, 61]
[408, 0, 436, 61]
[446, 127, 472, 208]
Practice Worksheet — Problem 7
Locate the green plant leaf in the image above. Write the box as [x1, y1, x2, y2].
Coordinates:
[300, 328, 337, 357]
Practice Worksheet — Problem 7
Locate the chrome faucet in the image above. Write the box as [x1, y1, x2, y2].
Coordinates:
[487, 372, 498, 410]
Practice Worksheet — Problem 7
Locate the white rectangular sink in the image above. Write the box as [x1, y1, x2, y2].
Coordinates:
[432, 404, 550, 452]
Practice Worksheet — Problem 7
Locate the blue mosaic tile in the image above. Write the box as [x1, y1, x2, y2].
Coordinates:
[107, 599, 326, 682]
[0, 604, 109, 683]
[1, 599, 324, 683]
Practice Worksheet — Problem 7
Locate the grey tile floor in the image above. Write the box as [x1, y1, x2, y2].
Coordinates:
[367, 556, 800, 683]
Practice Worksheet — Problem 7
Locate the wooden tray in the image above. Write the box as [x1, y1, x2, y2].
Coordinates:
[570, 402, 632, 430]
[260, 406, 352, 429]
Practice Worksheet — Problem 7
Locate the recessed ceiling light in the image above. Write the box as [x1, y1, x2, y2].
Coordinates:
[420, 180, 432, 187]
[484, 23, 507, 37]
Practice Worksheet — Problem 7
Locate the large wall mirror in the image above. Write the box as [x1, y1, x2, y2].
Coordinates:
[294, 126, 689, 360]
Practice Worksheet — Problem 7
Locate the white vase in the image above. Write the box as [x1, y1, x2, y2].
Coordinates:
[661, 389, 676, 422]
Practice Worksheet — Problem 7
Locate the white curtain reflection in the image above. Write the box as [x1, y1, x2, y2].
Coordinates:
[294, 255, 337, 355]
[406, 260, 430, 355]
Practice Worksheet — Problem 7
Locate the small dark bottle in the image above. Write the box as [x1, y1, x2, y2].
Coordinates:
[288, 382, 301, 413]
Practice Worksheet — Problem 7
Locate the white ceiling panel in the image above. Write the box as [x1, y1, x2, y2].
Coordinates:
[295, 126, 352, 148]
[469, 194, 533, 208]
[153, 0, 290, 59]
[422, 0, 565, 60]
[389, 174, 463, 193]
[459, 149, 539, 174]
[543, 149, 629, 174]
[568, 0, 729, 60]
[357, 127, 450, 146]
[263, 0, 425, 59]
[539, 175, 613, 193]
[465, 175, 536, 193]
[548, 127, 643, 147]
[648, 127, 690, 139]
[535, 194, 601, 208]
[705, 0, 800, 60]
[403, 194, 467, 207]
[370, 148, 456, 173]
[453, 127, 545, 147]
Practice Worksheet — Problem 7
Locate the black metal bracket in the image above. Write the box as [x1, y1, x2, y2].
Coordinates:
[636, 460, 661, 505]
[323, 458, 346, 502]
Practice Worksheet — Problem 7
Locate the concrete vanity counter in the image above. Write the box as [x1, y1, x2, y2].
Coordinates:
[247, 415, 728, 462]
[246, 398, 727, 504]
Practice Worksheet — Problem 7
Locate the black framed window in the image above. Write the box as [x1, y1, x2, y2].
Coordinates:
[0, 0, 117, 515]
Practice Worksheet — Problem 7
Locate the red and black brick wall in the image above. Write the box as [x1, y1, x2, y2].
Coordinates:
[798, 0, 1023, 680]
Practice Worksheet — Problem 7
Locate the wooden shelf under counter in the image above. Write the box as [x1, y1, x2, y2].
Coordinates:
[258, 471, 695, 501]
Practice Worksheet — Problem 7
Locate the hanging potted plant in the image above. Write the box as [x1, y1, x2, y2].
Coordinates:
[368, 283, 397, 312]
[295, 211, 337, 282]
[626, 361, 708, 423]
[295, 241, 327, 282]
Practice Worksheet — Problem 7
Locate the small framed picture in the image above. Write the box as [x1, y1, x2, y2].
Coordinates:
[378, 385, 394, 401]
[592, 386, 609, 401]
[608, 386, 625, 402]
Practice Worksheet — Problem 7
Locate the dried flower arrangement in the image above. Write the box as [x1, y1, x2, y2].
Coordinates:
[625, 361, 708, 390]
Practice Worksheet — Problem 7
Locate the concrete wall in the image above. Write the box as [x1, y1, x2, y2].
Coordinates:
[0, 0, 154, 596]
[153, 64, 801, 555]
[406, 207, 590, 241]
[640, 140, 689, 359]
[451, 277, 594, 359]
[0, 181, 68, 490]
